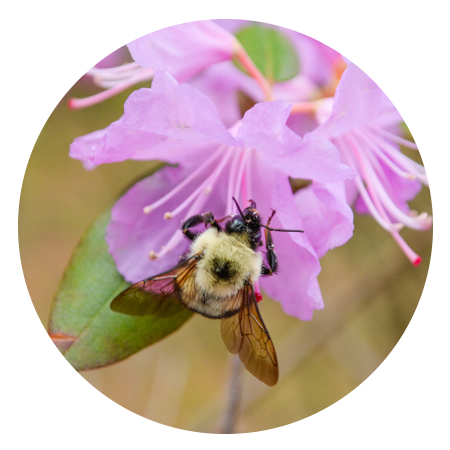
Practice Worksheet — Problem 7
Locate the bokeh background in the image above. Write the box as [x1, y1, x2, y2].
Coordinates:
[19, 48, 432, 433]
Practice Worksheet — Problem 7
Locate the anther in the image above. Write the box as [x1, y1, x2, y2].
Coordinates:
[204, 186, 212, 195]
[393, 223, 405, 231]
[148, 250, 158, 260]
[143, 205, 152, 214]
[164, 212, 173, 220]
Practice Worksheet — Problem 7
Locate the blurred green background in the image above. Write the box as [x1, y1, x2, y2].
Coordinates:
[18, 65, 432, 433]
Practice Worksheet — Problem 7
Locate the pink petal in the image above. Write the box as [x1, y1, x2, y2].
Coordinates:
[239, 101, 356, 183]
[70, 117, 218, 168]
[127, 21, 237, 82]
[238, 101, 302, 156]
[248, 155, 323, 320]
[188, 61, 255, 127]
[69, 128, 105, 166]
[294, 181, 354, 258]
[123, 71, 242, 147]
[279, 27, 343, 86]
[317, 62, 398, 139]
[106, 166, 191, 282]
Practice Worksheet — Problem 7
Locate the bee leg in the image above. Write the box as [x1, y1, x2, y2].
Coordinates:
[261, 210, 278, 276]
[201, 212, 223, 232]
[261, 227, 278, 276]
[181, 212, 222, 241]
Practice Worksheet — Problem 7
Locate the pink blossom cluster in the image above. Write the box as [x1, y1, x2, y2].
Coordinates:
[70, 20, 431, 320]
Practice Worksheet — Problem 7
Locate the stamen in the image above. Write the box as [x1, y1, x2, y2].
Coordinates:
[337, 138, 404, 233]
[245, 149, 254, 205]
[364, 129, 428, 185]
[355, 129, 417, 180]
[156, 172, 229, 260]
[68, 67, 155, 110]
[232, 149, 250, 208]
[338, 135, 427, 266]
[226, 149, 242, 215]
[350, 133, 431, 230]
[154, 231, 183, 259]
[151, 148, 238, 260]
[168, 149, 233, 219]
[234, 43, 274, 101]
[369, 125, 418, 150]
[254, 280, 263, 302]
[89, 66, 143, 85]
[148, 250, 158, 260]
[164, 212, 173, 220]
[240, 151, 249, 205]
[290, 98, 333, 116]
[143, 150, 223, 214]
[290, 101, 317, 114]
[88, 61, 140, 75]
[391, 231, 422, 266]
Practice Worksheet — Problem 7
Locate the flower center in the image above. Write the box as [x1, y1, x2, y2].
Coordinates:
[144, 145, 256, 260]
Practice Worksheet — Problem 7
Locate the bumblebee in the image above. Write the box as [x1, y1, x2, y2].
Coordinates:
[110, 198, 303, 386]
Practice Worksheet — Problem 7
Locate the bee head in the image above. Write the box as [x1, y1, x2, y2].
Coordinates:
[227, 198, 262, 237]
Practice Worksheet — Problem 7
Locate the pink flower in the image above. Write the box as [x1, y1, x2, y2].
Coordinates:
[127, 21, 238, 81]
[306, 61, 431, 264]
[189, 22, 345, 129]
[70, 71, 355, 320]
[68, 19, 431, 333]
[69, 20, 239, 110]
[68, 20, 341, 119]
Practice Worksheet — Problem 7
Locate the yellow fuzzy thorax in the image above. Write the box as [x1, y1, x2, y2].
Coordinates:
[189, 228, 262, 298]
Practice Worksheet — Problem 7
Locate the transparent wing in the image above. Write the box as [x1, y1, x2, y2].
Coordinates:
[220, 281, 279, 386]
[110, 254, 200, 317]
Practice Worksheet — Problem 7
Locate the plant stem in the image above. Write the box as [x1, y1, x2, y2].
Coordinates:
[221, 355, 244, 434]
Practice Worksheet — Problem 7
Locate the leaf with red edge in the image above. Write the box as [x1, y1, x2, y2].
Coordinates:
[48, 206, 193, 371]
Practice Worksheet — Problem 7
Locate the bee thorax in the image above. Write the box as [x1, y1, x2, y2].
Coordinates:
[212, 260, 237, 280]
[189, 228, 262, 298]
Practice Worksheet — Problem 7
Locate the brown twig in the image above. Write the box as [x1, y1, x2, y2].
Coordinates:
[221, 355, 244, 433]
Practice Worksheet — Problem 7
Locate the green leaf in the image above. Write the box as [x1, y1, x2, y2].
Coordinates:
[234, 24, 300, 83]
[48, 206, 193, 371]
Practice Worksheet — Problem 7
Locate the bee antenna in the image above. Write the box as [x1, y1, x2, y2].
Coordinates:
[260, 224, 304, 233]
[232, 197, 245, 220]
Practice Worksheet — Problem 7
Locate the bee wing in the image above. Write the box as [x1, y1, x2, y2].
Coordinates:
[110, 254, 200, 318]
[220, 281, 279, 386]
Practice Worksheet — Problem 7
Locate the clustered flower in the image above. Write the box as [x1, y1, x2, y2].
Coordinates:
[70, 20, 431, 320]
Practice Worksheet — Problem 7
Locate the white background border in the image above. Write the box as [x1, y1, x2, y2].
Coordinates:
[4, 0, 449, 448]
